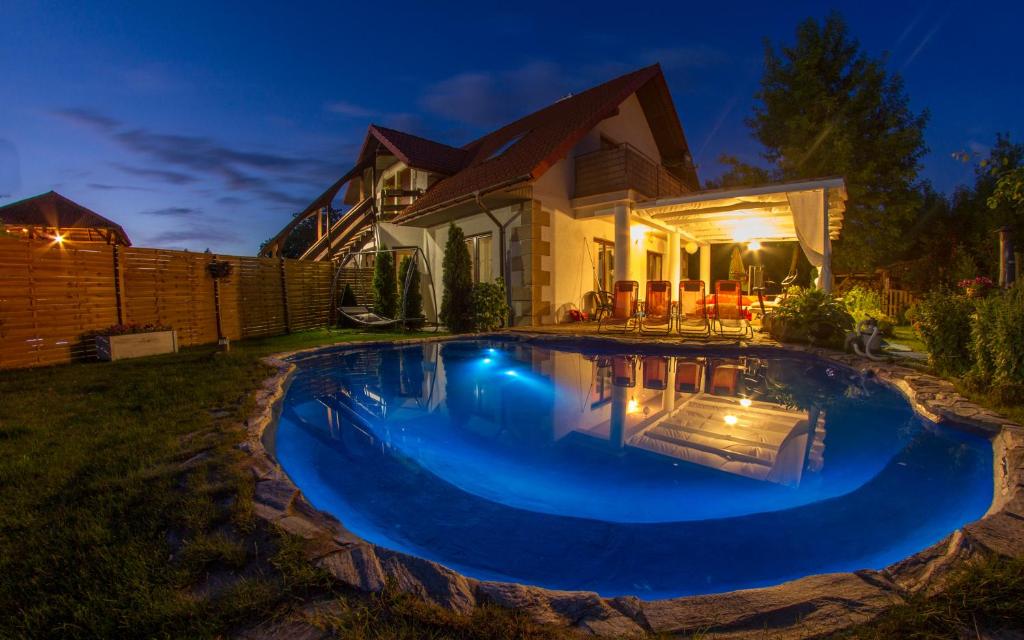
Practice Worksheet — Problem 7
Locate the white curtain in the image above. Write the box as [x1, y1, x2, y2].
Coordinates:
[787, 189, 826, 267]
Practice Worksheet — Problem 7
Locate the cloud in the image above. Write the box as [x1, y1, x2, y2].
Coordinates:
[53, 108, 120, 132]
[325, 100, 376, 118]
[419, 61, 569, 128]
[113, 163, 199, 185]
[140, 206, 200, 217]
[87, 183, 155, 191]
[54, 107, 343, 213]
[145, 225, 241, 247]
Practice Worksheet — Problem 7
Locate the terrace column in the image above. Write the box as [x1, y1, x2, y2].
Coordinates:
[821, 188, 832, 293]
[614, 205, 630, 283]
[699, 243, 711, 292]
[668, 229, 681, 292]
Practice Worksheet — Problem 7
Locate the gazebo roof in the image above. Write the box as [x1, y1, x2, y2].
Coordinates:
[0, 191, 132, 245]
[634, 177, 846, 244]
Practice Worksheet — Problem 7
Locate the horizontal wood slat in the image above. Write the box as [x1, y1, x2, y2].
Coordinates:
[0, 237, 336, 369]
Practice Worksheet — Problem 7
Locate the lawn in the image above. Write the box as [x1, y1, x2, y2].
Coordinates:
[0, 328, 1020, 639]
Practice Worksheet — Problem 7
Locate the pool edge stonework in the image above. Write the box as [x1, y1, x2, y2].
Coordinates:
[240, 333, 1024, 639]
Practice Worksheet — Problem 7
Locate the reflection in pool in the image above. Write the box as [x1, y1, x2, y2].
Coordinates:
[275, 339, 993, 598]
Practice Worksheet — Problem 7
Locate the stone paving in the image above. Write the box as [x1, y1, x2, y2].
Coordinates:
[238, 331, 1024, 639]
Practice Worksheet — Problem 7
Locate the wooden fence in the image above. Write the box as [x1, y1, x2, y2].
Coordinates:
[0, 237, 338, 369]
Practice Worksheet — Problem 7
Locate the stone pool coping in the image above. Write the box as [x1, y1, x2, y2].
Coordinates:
[239, 332, 1024, 639]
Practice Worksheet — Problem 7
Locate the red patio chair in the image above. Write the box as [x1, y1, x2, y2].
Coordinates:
[714, 280, 752, 338]
[612, 355, 636, 387]
[640, 280, 672, 334]
[598, 281, 639, 333]
[677, 280, 709, 336]
[642, 356, 669, 390]
[674, 358, 705, 393]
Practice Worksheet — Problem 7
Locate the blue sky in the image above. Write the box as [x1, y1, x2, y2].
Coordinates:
[2, 1, 1021, 255]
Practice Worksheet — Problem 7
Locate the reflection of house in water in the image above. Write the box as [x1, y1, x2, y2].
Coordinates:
[548, 352, 826, 487]
[292, 343, 825, 488]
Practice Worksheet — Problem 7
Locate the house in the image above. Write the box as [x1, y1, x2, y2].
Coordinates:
[263, 64, 845, 326]
[0, 191, 131, 246]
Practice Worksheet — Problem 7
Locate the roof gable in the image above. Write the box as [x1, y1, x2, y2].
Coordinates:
[395, 64, 698, 221]
[0, 191, 131, 245]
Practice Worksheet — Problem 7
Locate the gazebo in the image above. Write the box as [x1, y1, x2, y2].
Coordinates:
[0, 191, 131, 246]
[628, 177, 846, 294]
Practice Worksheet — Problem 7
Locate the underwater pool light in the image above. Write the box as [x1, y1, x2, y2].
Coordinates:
[482, 358, 492, 364]
[504, 369, 518, 377]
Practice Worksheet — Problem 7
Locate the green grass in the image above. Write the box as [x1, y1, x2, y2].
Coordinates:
[0, 327, 1020, 639]
[890, 325, 928, 354]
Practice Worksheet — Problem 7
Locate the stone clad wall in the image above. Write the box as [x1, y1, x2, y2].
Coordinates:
[509, 200, 553, 326]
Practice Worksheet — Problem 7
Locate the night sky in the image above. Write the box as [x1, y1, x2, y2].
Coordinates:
[2, 1, 1021, 255]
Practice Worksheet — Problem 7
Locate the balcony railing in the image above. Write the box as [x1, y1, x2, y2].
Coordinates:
[574, 143, 686, 200]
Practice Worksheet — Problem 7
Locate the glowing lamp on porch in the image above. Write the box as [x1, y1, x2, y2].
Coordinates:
[748, 240, 762, 251]
[630, 224, 651, 244]
[627, 397, 640, 414]
[684, 241, 699, 254]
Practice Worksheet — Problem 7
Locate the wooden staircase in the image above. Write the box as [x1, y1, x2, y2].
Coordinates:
[300, 197, 375, 263]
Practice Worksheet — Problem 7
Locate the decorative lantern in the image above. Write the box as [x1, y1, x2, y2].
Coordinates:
[684, 241, 699, 255]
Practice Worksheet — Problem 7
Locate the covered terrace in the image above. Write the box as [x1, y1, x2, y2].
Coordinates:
[620, 177, 847, 298]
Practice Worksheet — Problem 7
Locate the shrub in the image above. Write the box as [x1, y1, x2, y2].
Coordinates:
[472, 278, 509, 331]
[339, 283, 358, 307]
[372, 248, 399, 321]
[842, 286, 895, 336]
[768, 287, 853, 348]
[398, 256, 424, 329]
[912, 288, 975, 376]
[969, 282, 1024, 387]
[440, 223, 474, 333]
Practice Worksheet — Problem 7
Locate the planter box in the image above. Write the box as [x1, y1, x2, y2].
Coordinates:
[95, 330, 178, 361]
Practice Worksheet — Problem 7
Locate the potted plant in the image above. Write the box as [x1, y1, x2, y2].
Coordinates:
[89, 323, 178, 361]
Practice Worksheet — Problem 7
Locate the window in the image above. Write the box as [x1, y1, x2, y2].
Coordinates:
[647, 251, 663, 281]
[465, 233, 493, 283]
[595, 239, 614, 292]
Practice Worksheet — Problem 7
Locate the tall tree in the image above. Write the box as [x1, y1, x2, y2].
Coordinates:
[372, 247, 398, 320]
[440, 223, 474, 333]
[744, 12, 928, 272]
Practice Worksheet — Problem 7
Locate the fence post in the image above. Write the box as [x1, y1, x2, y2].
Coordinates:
[212, 255, 224, 341]
[280, 257, 291, 334]
[113, 245, 126, 325]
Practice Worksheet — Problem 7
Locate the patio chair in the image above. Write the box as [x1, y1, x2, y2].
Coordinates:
[677, 280, 710, 336]
[709, 360, 744, 396]
[642, 356, 669, 390]
[598, 280, 639, 333]
[611, 355, 636, 387]
[674, 358, 705, 393]
[640, 280, 672, 334]
[713, 280, 753, 338]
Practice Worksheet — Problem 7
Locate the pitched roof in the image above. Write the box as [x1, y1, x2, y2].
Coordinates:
[393, 64, 699, 222]
[364, 125, 468, 175]
[0, 191, 131, 245]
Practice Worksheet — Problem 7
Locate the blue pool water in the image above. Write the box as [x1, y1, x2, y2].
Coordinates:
[274, 339, 993, 598]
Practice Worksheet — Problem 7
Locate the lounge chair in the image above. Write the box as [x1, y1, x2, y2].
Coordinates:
[642, 356, 669, 390]
[640, 280, 672, 334]
[598, 281, 639, 333]
[709, 361, 743, 396]
[338, 305, 403, 328]
[677, 280, 710, 336]
[713, 280, 752, 338]
[612, 355, 636, 387]
[674, 358, 705, 393]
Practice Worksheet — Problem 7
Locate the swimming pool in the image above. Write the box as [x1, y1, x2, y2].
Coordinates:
[274, 339, 993, 599]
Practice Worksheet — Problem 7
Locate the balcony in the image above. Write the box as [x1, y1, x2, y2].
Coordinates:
[574, 143, 687, 200]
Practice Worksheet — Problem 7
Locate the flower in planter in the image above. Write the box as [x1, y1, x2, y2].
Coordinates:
[958, 276, 994, 298]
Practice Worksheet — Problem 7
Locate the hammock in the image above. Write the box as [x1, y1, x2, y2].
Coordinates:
[333, 246, 439, 330]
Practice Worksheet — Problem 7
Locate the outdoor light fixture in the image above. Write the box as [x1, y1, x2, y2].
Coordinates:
[739, 398, 752, 407]
[748, 240, 762, 251]
[724, 414, 738, 425]
[627, 397, 640, 414]
[53, 233, 65, 245]
[684, 241, 699, 254]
